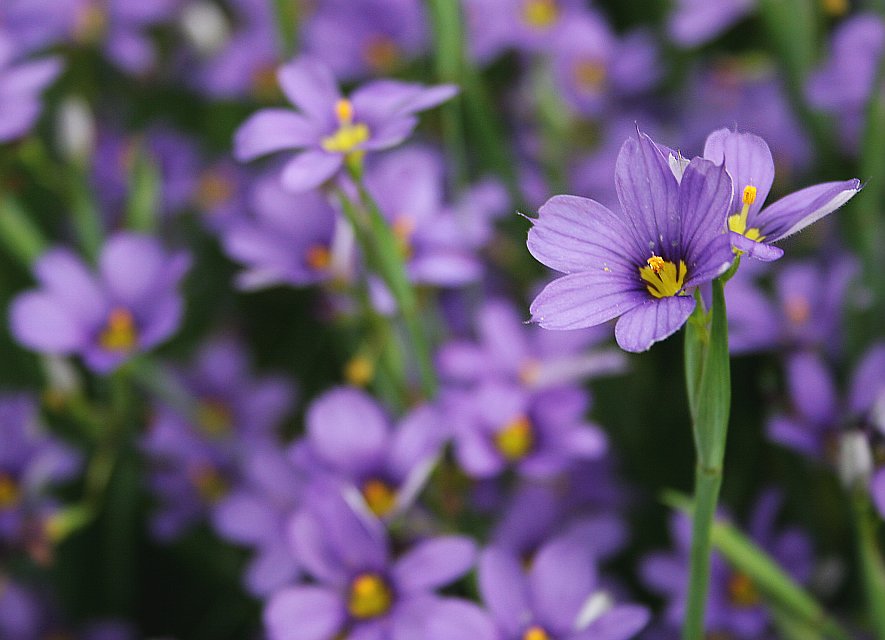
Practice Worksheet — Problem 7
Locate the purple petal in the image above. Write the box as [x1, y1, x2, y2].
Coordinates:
[766, 414, 822, 457]
[730, 232, 784, 261]
[787, 351, 838, 424]
[233, 109, 320, 161]
[277, 56, 341, 126]
[454, 432, 505, 478]
[280, 150, 343, 193]
[263, 586, 344, 640]
[307, 387, 389, 475]
[424, 598, 498, 640]
[98, 234, 185, 309]
[573, 605, 650, 640]
[33, 248, 105, 327]
[849, 343, 885, 415]
[614, 131, 680, 259]
[478, 547, 531, 635]
[245, 544, 300, 596]
[392, 536, 476, 594]
[477, 300, 531, 372]
[760, 179, 862, 241]
[529, 534, 597, 630]
[530, 271, 646, 330]
[677, 157, 734, 283]
[9, 292, 86, 353]
[388, 405, 447, 482]
[212, 492, 277, 545]
[614, 296, 695, 352]
[287, 509, 346, 585]
[527, 195, 643, 275]
[871, 468, 885, 520]
[702, 128, 774, 221]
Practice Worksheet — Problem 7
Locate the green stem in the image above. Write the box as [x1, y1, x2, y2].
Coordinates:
[852, 492, 885, 639]
[683, 277, 732, 640]
[0, 193, 47, 266]
[68, 170, 104, 262]
[425, 0, 469, 189]
[269, 0, 298, 58]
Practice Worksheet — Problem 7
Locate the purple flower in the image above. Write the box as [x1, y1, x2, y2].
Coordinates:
[528, 129, 735, 352]
[233, 55, 457, 193]
[703, 128, 861, 261]
[0, 29, 62, 142]
[302, 387, 447, 519]
[667, 0, 754, 47]
[264, 489, 476, 640]
[807, 14, 885, 154]
[476, 531, 649, 640]
[10, 233, 190, 373]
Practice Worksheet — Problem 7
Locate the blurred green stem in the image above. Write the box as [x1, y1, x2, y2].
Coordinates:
[683, 277, 731, 640]
[270, 0, 298, 58]
[0, 193, 47, 266]
[852, 491, 885, 639]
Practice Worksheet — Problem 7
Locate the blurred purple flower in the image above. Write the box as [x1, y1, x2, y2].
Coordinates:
[10, 233, 190, 373]
[302, 387, 447, 520]
[0, 29, 62, 142]
[703, 128, 861, 261]
[528, 129, 734, 352]
[233, 55, 457, 193]
[667, 0, 753, 47]
[264, 489, 476, 640]
[475, 531, 649, 640]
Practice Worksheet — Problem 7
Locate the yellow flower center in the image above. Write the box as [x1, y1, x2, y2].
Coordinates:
[321, 99, 371, 154]
[306, 244, 332, 271]
[727, 184, 766, 243]
[639, 255, 687, 298]
[75, 4, 107, 43]
[523, 626, 551, 640]
[522, 0, 559, 28]
[822, 0, 848, 15]
[361, 478, 397, 517]
[99, 308, 138, 352]
[495, 415, 534, 461]
[0, 474, 20, 509]
[574, 59, 607, 90]
[348, 573, 393, 619]
[345, 356, 375, 387]
[727, 571, 760, 607]
[191, 465, 228, 502]
[196, 399, 233, 437]
[364, 36, 399, 72]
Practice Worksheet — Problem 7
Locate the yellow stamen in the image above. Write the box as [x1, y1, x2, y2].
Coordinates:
[0, 474, 20, 509]
[335, 99, 355, 125]
[728, 184, 766, 244]
[522, 0, 558, 28]
[196, 399, 233, 437]
[306, 244, 332, 271]
[345, 356, 375, 387]
[523, 626, 551, 640]
[348, 573, 393, 619]
[742, 185, 757, 205]
[495, 416, 534, 461]
[99, 308, 137, 352]
[639, 258, 687, 299]
[728, 572, 760, 607]
[362, 479, 396, 517]
[321, 99, 370, 154]
[574, 60, 607, 90]
[364, 37, 399, 72]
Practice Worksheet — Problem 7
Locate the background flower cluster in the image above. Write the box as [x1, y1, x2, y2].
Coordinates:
[1, 0, 884, 639]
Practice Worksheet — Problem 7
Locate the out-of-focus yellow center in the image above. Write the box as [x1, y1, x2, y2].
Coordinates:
[640, 256, 687, 298]
[392, 215, 417, 259]
[191, 465, 228, 502]
[348, 573, 393, 619]
[495, 415, 534, 461]
[196, 399, 233, 437]
[728, 571, 760, 607]
[364, 36, 399, 72]
[518, 359, 542, 386]
[99, 308, 138, 352]
[522, 0, 558, 28]
[345, 356, 375, 387]
[784, 295, 811, 326]
[574, 60, 607, 90]
[252, 64, 282, 101]
[728, 184, 766, 243]
[76, 4, 107, 42]
[523, 626, 550, 640]
[362, 478, 397, 517]
[306, 244, 332, 271]
[196, 171, 234, 210]
[322, 99, 370, 154]
[0, 474, 20, 509]
[822, 0, 848, 15]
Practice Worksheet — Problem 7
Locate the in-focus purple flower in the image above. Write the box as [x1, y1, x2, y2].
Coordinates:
[528, 129, 735, 352]
[9, 233, 190, 373]
[807, 14, 885, 154]
[302, 387, 447, 519]
[264, 489, 476, 640]
[446, 381, 607, 479]
[703, 128, 861, 261]
[476, 531, 650, 640]
[0, 29, 62, 142]
[233, 55, 457, 193]
[220, 168, 352, 290]
[642, 492, 813, 638]
[302, 0, 428, 81]
[0, 394, 81, 550]
[667, 0, 754, 47]
[727, 255, 857, 354]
